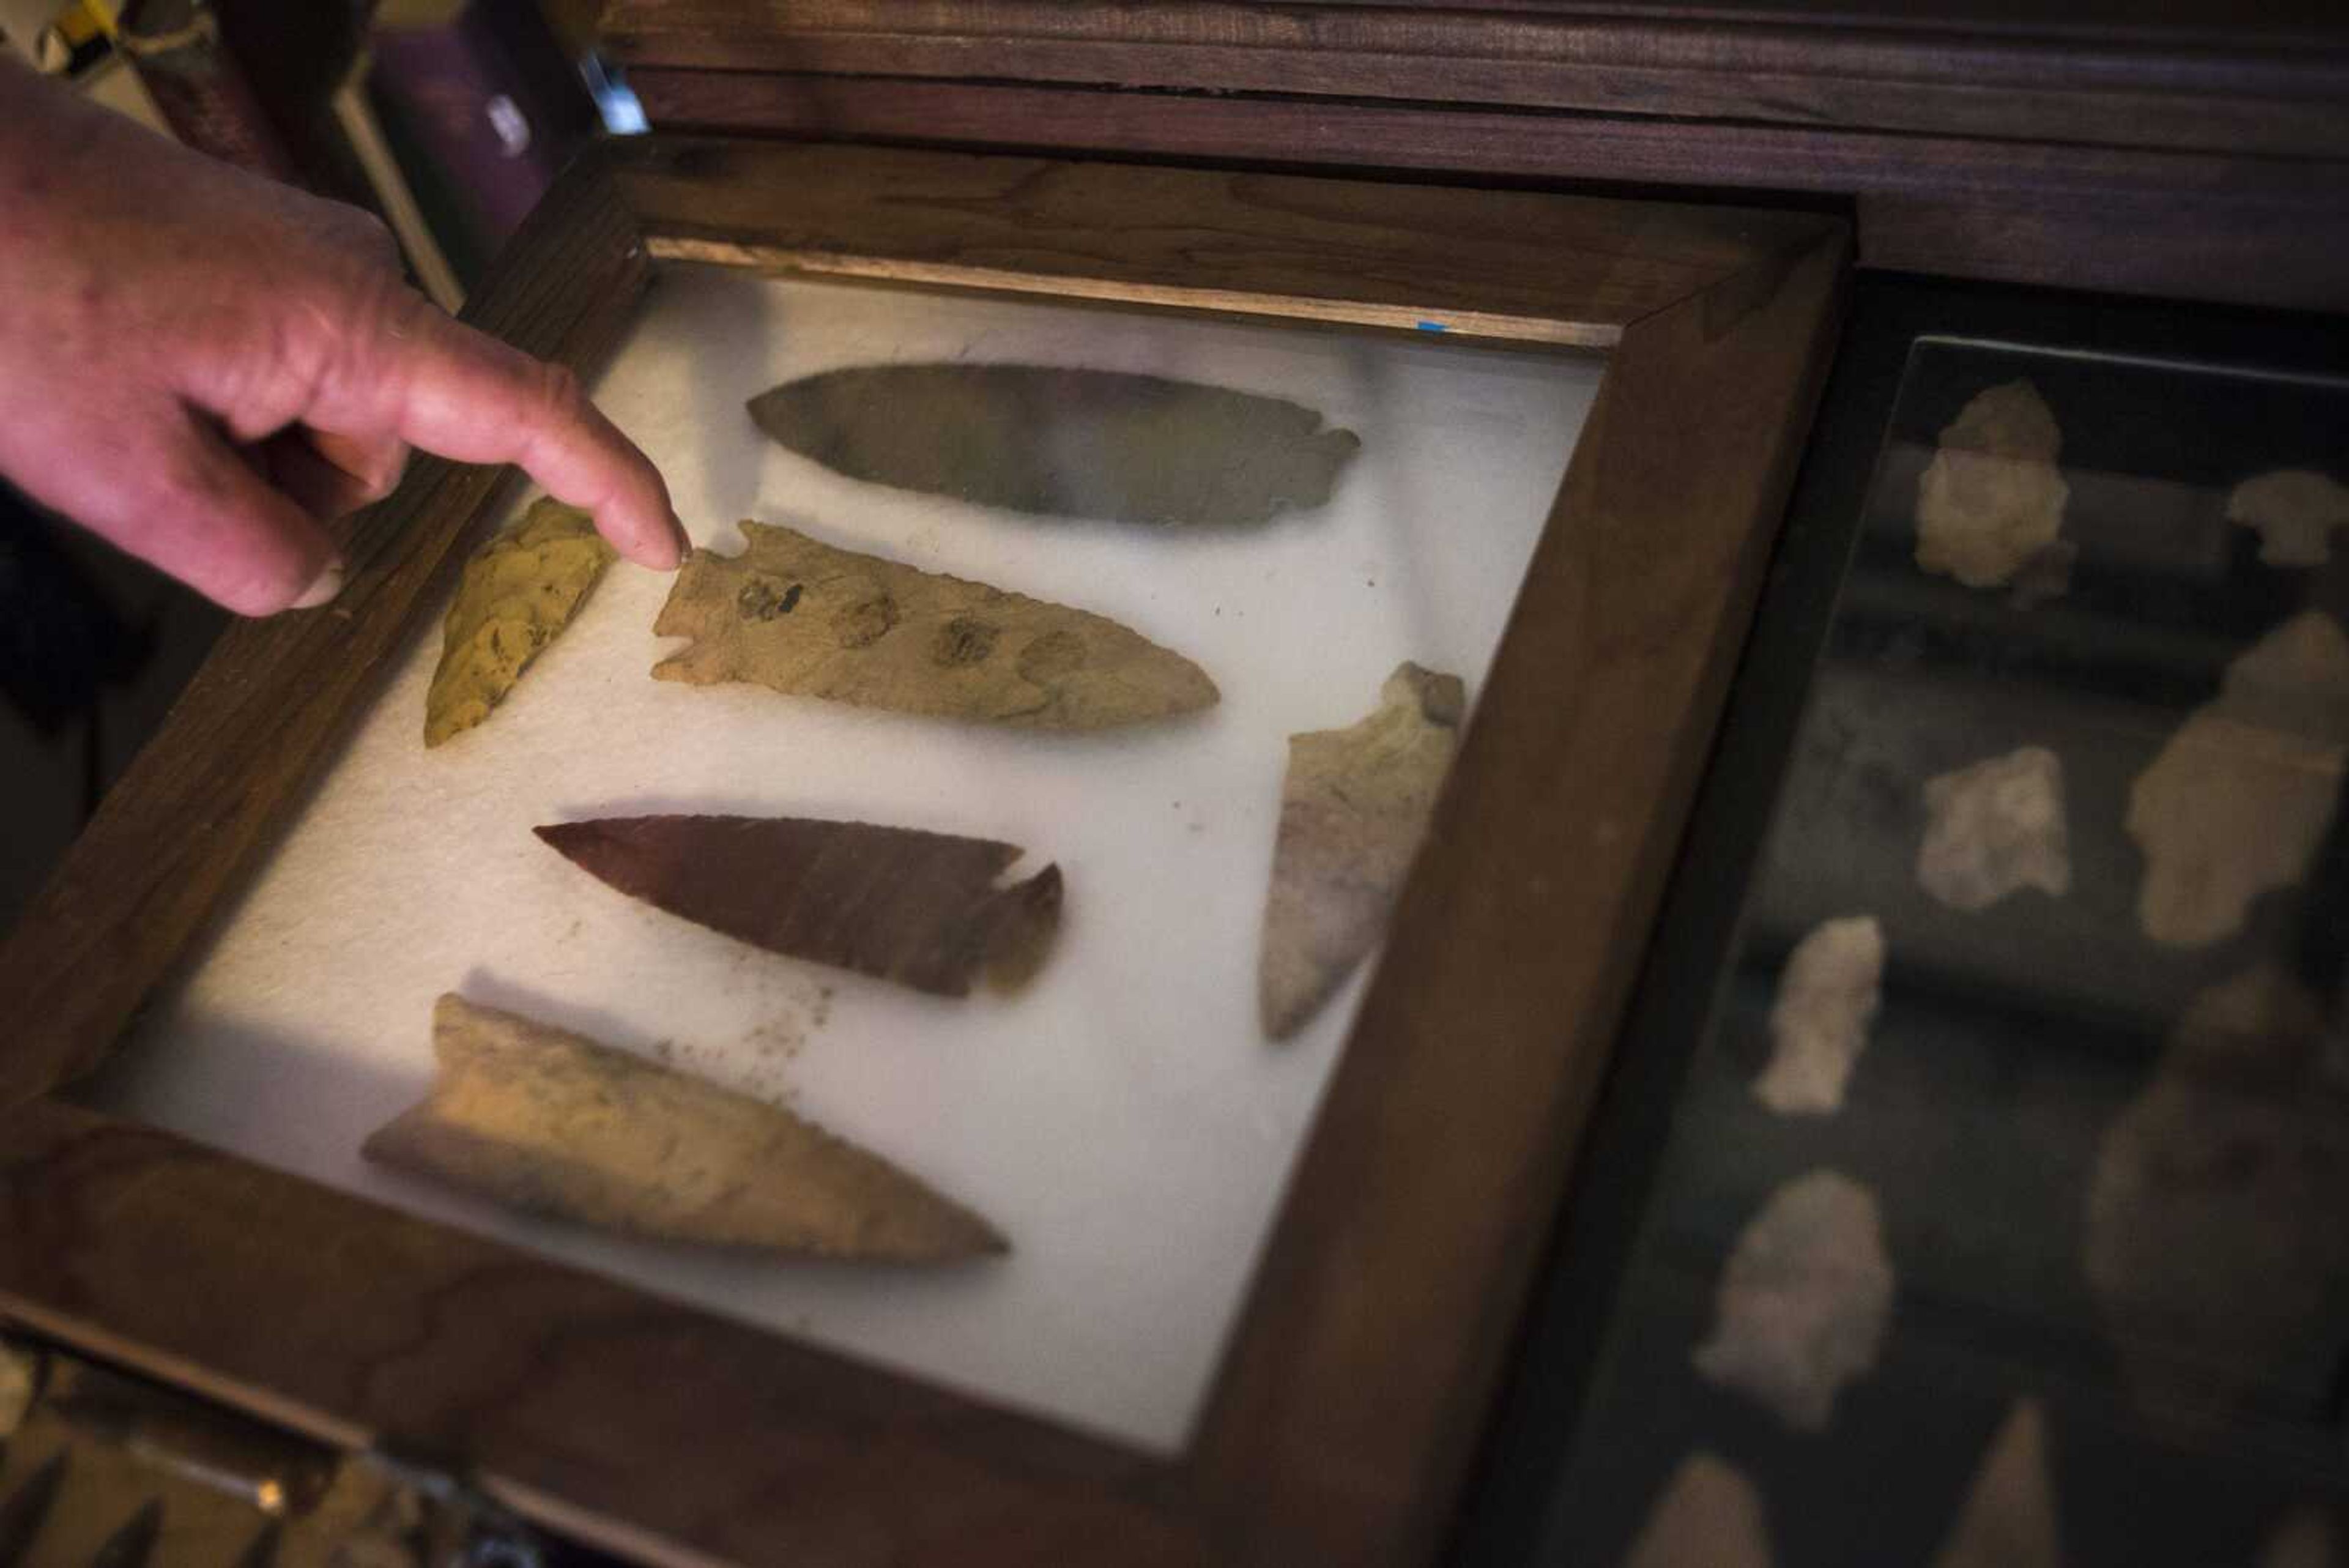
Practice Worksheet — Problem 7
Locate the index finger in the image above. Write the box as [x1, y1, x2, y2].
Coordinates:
[365, 290, 685, 568]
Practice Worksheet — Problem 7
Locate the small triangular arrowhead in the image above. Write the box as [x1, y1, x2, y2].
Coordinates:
[1259, 663, 1464, 1039]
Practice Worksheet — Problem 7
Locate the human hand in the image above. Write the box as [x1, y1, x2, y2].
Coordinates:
[0, 55, 683, 615]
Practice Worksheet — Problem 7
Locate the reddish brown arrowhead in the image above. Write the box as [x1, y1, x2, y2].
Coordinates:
[535, 814, 1062, 997]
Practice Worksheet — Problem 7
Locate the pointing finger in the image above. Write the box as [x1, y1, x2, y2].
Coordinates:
[363, 288, 683, 568]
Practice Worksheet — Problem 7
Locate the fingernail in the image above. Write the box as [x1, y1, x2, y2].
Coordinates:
[667, 508, 691, 567]
[292, 560, 346, 610]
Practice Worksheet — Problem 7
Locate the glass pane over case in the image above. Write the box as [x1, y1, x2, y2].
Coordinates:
[78, 266, 1603, 1453]
[1554, 337, 2349, 1565]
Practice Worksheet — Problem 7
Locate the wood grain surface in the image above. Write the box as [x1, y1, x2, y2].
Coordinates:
[0, 1099, 1206, 1568]
[0, 140, 1849, 1567]
[0, 149, 653, 1117]
[626, 72, 2349, 315]
[1323, 0, 2339, 21]
[599, 1, 2349, 160]
[606, 137, 1822, 346]
[1188, 219, 1847, 1568]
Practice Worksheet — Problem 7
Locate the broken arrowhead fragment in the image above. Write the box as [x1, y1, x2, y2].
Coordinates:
[425, 499, 617, 746]
[652, 522, 1217, 729]
[749, 364, 1360, 526]
[1259, 662, 1466, 1040]
[1915, 379, 2070, 592]
[536, 814, 1061, 997]
[2127, 610, 2349, 948]
[1692, 1169, 1894, 1432]
[2228, 469, 2349, 568]
[365, 995, 1006, 1260]
[1917, 745, 2072, 913]
[1754, 915, 1885, 1117]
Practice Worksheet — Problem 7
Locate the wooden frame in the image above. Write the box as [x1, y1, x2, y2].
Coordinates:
[598, 1, 2349, 315]
[601, 0, 2349, 158]
[0, 137, 1844, 1568]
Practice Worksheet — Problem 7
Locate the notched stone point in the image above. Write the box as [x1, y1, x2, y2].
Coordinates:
[535, 813, 1063, 997]
[652, 521, 1217, 729]
[1258, 661, 1466, 1040]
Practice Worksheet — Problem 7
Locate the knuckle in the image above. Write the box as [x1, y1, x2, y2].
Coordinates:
[322, 272, 432, 407]
[355, 265, 428, 335]
[536, 362, 585, 420]
[220, 308, 314, 437]
[380, 281, 440, 354]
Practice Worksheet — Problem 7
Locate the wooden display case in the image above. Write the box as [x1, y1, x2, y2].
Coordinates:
[0, 136, 1844, 1568]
